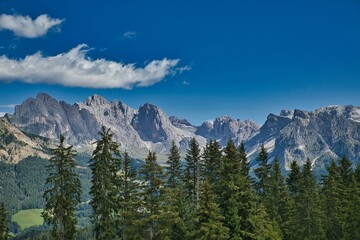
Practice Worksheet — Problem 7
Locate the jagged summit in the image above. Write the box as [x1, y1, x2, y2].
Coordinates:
[4, 93, 360, 171]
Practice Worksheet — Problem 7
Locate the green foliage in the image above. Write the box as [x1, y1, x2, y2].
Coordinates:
[290, 159, 325, 240]
[264, 157, 291, 239]
[286, 160, 300, 196]
[166, 141, 182, 188]
[42, 135, 81, 240]
[218, 139, 257, 239]
[184, 138, 201, 205]
[139, 151, 166, 239]
[343, 175, 360, 239]
[254, 144, 270, 196]
[202, 140, 222, 187]
[321, 160, 343, 240]
[195, 180, 229, 240]
[120, 152, 141, 240]
[89, 127, 120, 240]
[0, 202, 10, 240]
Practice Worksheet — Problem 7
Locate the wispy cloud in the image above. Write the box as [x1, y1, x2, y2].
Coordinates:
[123, 31, 137, 40]
[0, 44, 182, 89]
[0, 104, 17, 108]
[0, 14, 64, 38]
[182, 80, 190, 85]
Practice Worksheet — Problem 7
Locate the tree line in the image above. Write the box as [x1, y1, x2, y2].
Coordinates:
[1, 126, 360, 240]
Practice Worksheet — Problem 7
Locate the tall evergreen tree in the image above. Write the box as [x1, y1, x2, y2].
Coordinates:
[321, 160, 343, 240]
[42, 135, 81, 240]
[249, 203, 282, 240]
[164, 141, 189, 239]
[264, 157, 291, 239]
[184, 138, 201, 205]
[0, 202, 10, 240]
[139, 151, 165, 240]
[287, 160, 301, 196]
[338, 155, 352, 186]
[343, 174, 360, 239]
[202, 140, 222, 187]
[166, 141, 182, 188]
[195, 180, 229, 240]
[238, 142, 250, 177]
[254, 144, 270, 196]
[121, 152, 141, 240]
[89, 127, 120, 240]
[219, 139, 257, 240]
[290, 159, 325, 240]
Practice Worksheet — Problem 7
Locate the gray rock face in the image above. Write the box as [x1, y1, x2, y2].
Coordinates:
[6, 93, 360, 171]
[196, 116, 260, 146]
[246, 106, 360, 172]
[5, 93, 99, 144]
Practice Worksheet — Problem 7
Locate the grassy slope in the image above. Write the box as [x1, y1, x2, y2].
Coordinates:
[12, 209, 44, 230]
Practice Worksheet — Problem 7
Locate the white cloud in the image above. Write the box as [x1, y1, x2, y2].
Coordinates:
[123, 31, 137, 40]
[0, 112, 7, 117]
[0, 14, 64, 38]
[0, 44, 181, 89]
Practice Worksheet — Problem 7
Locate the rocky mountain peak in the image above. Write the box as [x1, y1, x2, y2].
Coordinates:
[85, 94, 110, 107]
[169, 116, 192, 127]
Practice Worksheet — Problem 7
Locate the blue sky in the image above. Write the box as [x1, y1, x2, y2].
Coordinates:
[0, 0, 359, 125]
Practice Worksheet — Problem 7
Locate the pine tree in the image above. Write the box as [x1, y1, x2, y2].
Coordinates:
[165, 141, 188, 239]
[264, 157, 292, 239]
[254, 144, 270, 196]
[0, 202, 10, 240]
[89, 126, 120, 240]
[166, 141, 182, 188]
[287, 160, 301, 196]
[139, 151, 165, 240]
[184, 138, 201, 205]
[321, 160, 343, 240]
[249, 204, 282, 240]
[343, 175, 360, 239]
[290, 159, 325, 240]
[338, 155, 352, 185]
[42, 135, 81, 240]
[202, 140, 222, 187]
[121, 152, 141, 240]
[238, 142, 250, 177]
[195, 180, 229, 240]
[218, 139, 257, 239]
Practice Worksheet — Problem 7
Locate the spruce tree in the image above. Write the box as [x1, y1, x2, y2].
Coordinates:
[121, 152, 141, 240]
[42, 135, 81, 240]
[287, 160, 301, 196]
[218, 139, 256, 240]
[195, 180, 229, 240]
[139, 151, 165, 240]
[166, 141, 182, 188]
[202, 140, 222, 187]
[89, 126, 120, 240]
[338, 155, 352, 185]
[249, 204, 282, 240]
[165, 141, 188, 239]
[184, 138, 201, 205]
[264, 157, 291, 239]
[238, 142, 250, 177]
[254, 144, 270, 196]
[0, 202, 10, 240]
[290, 159, 325, 240]
[343, 175, 360, 239]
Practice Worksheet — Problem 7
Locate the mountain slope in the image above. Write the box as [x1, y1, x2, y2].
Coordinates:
[246, 106, 360, 172]
[0, 118, 50, 163]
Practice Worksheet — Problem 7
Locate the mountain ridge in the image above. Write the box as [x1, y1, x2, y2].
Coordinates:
[2, 93, 360, 171]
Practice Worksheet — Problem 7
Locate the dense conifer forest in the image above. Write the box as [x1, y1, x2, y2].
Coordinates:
[1, 127, 360, 240]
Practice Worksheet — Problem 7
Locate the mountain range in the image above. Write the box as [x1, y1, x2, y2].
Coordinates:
[2, 93, 360, 172]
